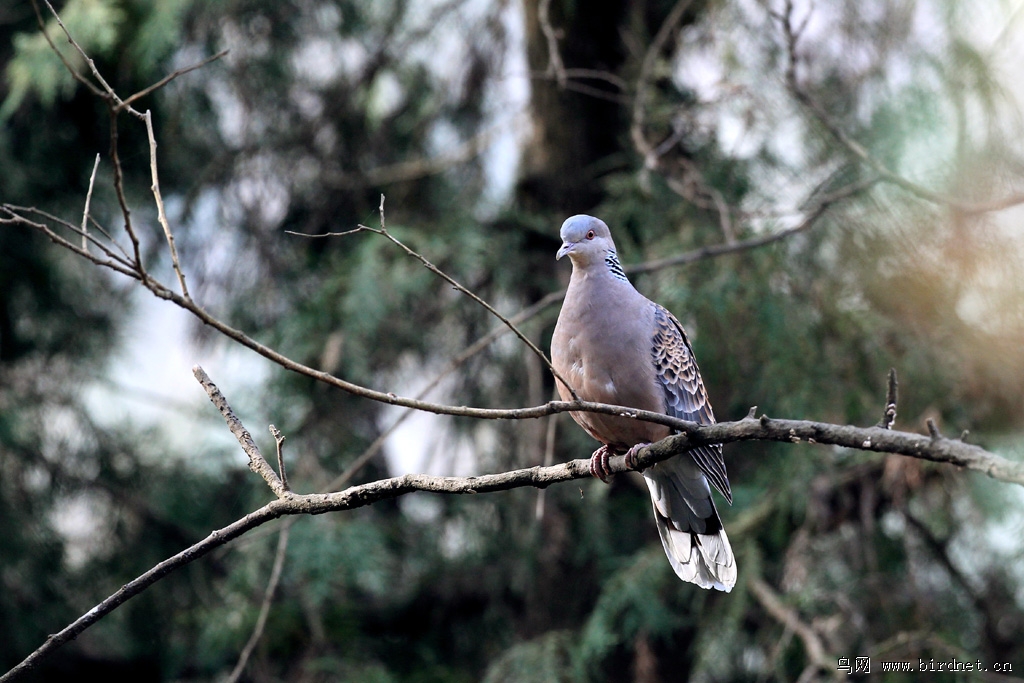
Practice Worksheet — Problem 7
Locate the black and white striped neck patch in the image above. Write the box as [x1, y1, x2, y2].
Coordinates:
[605, 250, 629, 282]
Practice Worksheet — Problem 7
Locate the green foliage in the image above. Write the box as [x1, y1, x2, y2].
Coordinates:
[1, 0, 126, 119]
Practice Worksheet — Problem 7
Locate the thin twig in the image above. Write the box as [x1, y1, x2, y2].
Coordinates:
[772, 1, 1024, 216]
[538, 0, 567, 87]
[2, 206, 142, 280]
[108, 111, 145, 277]
[878, 368, 898, 429]
[632, 0, 692, 164]
[225, 522, 291, 683]
[748, 576, 841, 681]
[120, 49, 230, 110]
[5, 204, 135, 270]
[80, 154, 100, 251]
[270, 425, 289, 492]
[363, 195, 579, 400]
[144, 110, 190, 299]
[29, 0, 103, 99]
[628, 177, 876, 274]
[43, 0, 134, 114]
[85, 214, 134, 263]
[286, 226, 369, 239]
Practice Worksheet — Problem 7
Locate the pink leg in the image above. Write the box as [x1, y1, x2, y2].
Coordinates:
[623, 442, 652, 472]
[589, 445, 613, 483]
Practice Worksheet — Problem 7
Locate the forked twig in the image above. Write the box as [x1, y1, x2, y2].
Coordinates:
[193, 367, 287, 498]
[749, 576, 842, 682]
[270, 425, 289, 492]
[538, 0, 567, 87]
[42, 0, 133, 113]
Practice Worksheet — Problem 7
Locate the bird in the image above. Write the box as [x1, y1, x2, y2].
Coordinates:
[550, 214, 736, 591]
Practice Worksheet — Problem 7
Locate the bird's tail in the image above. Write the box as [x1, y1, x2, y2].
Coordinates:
[642, 456, 736, 591]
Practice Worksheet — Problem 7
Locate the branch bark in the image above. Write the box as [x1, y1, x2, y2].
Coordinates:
[3, 414, 1021, 679]
[4, 363, 1023, 680]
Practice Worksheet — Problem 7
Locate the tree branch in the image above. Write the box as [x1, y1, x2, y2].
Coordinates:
[748, 576, 841, 682]
[193, 366, 288, 498]
[537, 0, 567, 87]
[772, 0, 1024, 215]
[29, 0, 104, 99]
[292, 194, 580, 401]
[5, 377, 1023, 679]
[627, 176, 876, 275]
[145, 110, 190, 299]
[225, 522, 291, 683]
[631, 0, 692, 166]
[120, 49, 229, 110]
[80, 153, 100, 251]
[877, 367, 898, 429]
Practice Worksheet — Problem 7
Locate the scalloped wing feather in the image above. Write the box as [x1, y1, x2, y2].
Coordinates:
[652, 305, 732, 503]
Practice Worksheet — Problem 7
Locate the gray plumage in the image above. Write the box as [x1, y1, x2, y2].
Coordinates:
[551, 214, 736, 591]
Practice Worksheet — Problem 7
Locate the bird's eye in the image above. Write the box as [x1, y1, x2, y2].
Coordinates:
[586, 230, 595, 240]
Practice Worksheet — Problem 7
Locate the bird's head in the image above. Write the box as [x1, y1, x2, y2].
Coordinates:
[556, 215, 617, 266]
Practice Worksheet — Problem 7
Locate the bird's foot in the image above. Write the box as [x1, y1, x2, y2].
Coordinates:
[589, 445, 613, 483]
[623, 442, 651, 472]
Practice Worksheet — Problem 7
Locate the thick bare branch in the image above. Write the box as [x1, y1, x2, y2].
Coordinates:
[193, 366, 287, 497]
[5, 399, 1023, 679]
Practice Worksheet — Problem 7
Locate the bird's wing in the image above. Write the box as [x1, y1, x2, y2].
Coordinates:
[651, 304, 731, 502]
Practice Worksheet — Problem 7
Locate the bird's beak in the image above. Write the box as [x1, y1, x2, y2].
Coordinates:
[556, 241, 574, 260]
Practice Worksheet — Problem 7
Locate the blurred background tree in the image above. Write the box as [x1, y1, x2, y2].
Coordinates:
[2, 0, 1023, 681]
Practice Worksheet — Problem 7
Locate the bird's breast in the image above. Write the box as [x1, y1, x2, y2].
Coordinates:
[552, 293, 670, 450]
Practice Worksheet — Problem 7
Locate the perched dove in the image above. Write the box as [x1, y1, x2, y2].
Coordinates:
[551, 215, 736, 591]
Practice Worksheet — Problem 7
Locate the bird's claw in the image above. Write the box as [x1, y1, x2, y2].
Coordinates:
[589, 446, 613, 483]
[623, 442, 651, 472]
